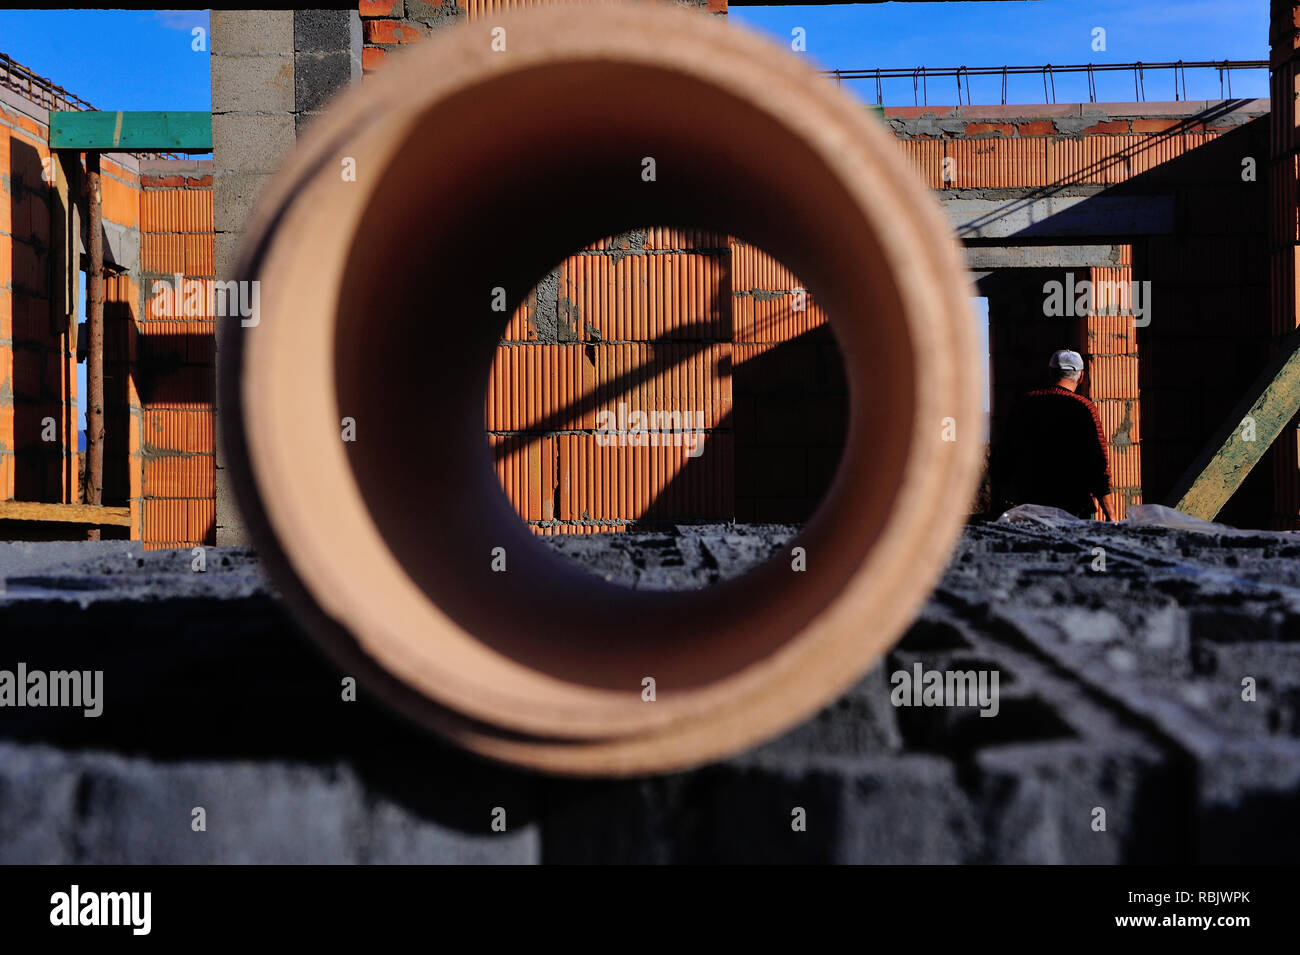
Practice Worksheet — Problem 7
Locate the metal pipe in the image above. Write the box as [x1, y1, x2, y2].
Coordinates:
[84, 152, 104, 539]
[220, 2, 982, 776]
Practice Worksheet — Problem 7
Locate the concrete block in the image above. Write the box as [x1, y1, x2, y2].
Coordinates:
[72, 755, 366, 863]
[0, 745, 79, 863]
[2, 522, 1299, 862]
[213, 171, 274, 238]
[295, 50, 361, 115]
[362, 797, 541, 863]
[100, 220, 140, 274]
[355, 759, 542, 863]
[295, 9, 363, 56]
[974, 743, 1179, 864]
[1196, 741, 1300, 863]
[210, 10, 294, 56]
[754, 665, 905, 757]
[212, 112, 296, 177]
[211, 53, 295, 114]
[832, 755, 983, 863]
[213, 230, 243, 277]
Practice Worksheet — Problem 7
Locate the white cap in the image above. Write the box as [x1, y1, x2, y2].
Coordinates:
[1049, 349, 1084, 373]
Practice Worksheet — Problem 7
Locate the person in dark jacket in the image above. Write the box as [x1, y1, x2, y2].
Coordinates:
[992, 349, 1113, 520]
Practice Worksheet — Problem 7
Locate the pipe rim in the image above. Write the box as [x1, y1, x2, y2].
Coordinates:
[221, 4, 982, 774]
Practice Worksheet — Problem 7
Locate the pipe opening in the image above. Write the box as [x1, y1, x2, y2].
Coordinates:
[328, 63, 911, 697]
[486, 229, 850, 583]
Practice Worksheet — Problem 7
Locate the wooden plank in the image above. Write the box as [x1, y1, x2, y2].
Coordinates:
[0, 501, 132, 527]
[48, 111, 212, 152]
[1167, 323, 1300, 520]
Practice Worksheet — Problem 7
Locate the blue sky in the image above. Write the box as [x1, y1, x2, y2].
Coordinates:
[0, 10, 210, 112]
[0, 4, 1270, 113]
[733, 1, 1271, 105]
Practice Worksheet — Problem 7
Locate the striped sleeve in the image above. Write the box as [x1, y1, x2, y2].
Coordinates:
[1082, 396, 1112, 497]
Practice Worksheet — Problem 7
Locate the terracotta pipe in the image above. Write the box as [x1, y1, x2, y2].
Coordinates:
[220, 3, 982, 776]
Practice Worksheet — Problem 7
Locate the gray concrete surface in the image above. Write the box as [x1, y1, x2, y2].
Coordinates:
[210, 9, 361, 547]
[0, 520, 1296, 863]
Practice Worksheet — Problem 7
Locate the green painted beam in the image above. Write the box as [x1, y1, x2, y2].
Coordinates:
[48, 111, 211, 152]
[1167, 323, 1300, 520]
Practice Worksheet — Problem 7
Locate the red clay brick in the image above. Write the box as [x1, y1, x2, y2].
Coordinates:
[362, 46, 388, 72]
[186, 321, 217, 365]
[364, 20, 424, 44]
[963, 122, 1014, 138]
[144, 409, 188, 452]
[1131, 118, 1180, 133]
[141, 174, 185, 188]
[143, 454, 215, 498]
[188, 498, 215, 542]
[1081, 120, 1131, 135]
[1016, 120, 1057, 136]
[142, 498, 186, 541]
[359, 0, 402, 16]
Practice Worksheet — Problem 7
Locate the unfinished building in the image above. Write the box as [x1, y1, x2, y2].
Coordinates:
[0, 1, 1294, 546]
[0, 0, 1298, 863]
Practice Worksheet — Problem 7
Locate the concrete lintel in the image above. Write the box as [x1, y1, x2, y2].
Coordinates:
[943, 194, 1174, 239]
[78, 215, 139, 274]
[963, 244, 1123, 270]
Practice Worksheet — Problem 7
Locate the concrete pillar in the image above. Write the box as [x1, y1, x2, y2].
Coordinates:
[210, 11, 361, 544]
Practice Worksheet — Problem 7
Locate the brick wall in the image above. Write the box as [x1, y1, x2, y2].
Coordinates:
[1, 8, 1285, 539]
[0, 87, 138, 525]
[0, 91, 65, 504]
[354, 6, 1263, 529]
[487, 230, 734, 533]
[889, 103, 1268, 522]
[359, 0, 728, 75]
[137, 161, 216, 549]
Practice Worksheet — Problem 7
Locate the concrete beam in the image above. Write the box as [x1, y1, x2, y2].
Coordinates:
[963, 244, 1123, 270]
[942, 194, 1174, 239]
